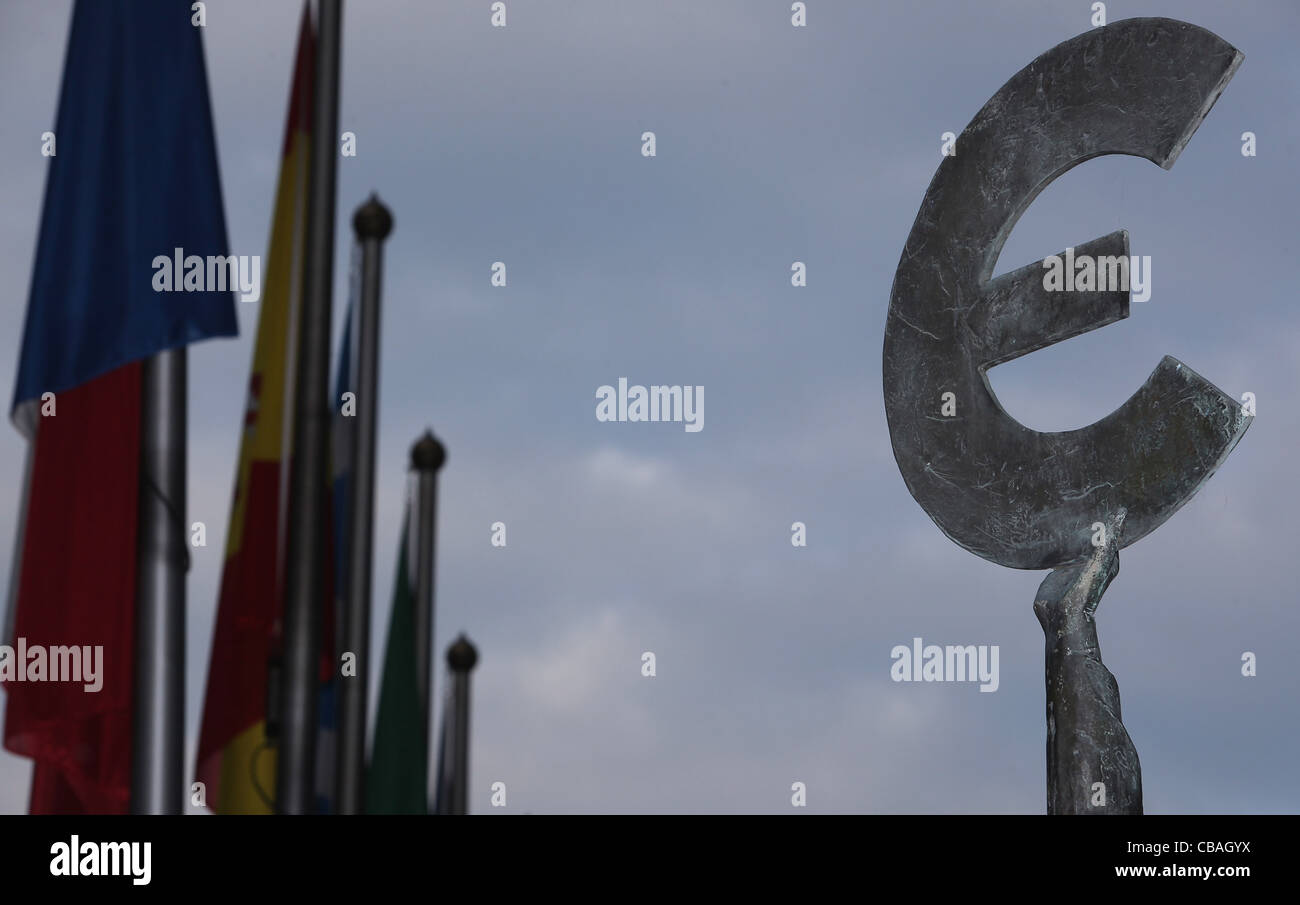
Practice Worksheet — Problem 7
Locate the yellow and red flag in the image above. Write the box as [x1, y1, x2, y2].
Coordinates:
[195, 7, 314, 814]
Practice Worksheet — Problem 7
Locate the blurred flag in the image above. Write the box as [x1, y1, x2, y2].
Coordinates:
[366, 509, 427, 813]
[315, 246, 361, 813]
[3, 0, 237, 814]
[194, 6, 314, 814]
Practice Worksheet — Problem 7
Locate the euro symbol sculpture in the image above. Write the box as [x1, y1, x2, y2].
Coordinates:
[882, 19, 1251, 814]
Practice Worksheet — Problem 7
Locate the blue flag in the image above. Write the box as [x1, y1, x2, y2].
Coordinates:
[11, 0, 237, 417]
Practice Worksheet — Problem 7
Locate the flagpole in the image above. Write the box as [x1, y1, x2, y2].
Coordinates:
[431, 681, 452, 814]
[335, 196, 392, 814]
[446, 634, 477, 816]
[130, 348, 187, 815]
[2, 443, 33, 647]
[277, 0, 344, 814]
[411, 430, 445, 808]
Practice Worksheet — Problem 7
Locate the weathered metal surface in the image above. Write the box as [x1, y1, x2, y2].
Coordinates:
[883, 18, 1250, 570]
[1034, 509, 1141, 814]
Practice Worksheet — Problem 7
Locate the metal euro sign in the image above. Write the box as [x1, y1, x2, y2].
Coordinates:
[883, 18, 1250, 570]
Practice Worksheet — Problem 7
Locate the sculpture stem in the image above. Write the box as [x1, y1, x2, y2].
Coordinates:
[1032, 509, 1142, 815]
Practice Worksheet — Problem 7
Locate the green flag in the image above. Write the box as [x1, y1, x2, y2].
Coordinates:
[366, 511, 427, 813]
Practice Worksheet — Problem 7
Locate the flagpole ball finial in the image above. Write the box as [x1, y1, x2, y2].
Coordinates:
[352, 193, 393, 240]
[410, 430, 446, 472]
[447, 634, 478, 673]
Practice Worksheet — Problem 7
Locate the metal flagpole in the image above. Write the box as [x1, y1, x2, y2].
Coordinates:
[431, 679, 453, 814]
[410, 430, 445, 806]
[2, 443, 33, 647]
[335, 196, 393, 814]
[277, 0, 344, 814]
[446, 634, 478, 816]
[130, 348, 187, 815]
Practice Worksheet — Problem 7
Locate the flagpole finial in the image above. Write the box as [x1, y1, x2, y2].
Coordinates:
[353, 193, 393, 240]
[410, 429, 446, 472]
[447, 634, 478, 673]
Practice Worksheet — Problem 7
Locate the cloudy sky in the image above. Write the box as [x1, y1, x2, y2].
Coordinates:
[0, 0, 1296, 814]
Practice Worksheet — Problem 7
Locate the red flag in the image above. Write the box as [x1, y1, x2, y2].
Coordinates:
[6, 367, 141, 813]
